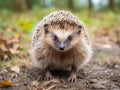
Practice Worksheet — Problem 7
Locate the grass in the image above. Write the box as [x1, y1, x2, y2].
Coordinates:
[0, 8, 120, 67]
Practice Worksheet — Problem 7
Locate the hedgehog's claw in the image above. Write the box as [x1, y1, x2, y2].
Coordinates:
[45, 71, 54, 80]
[68, 73, 77, 82]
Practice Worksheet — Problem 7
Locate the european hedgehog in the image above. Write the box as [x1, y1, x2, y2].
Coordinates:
[30, 10, 92, 82]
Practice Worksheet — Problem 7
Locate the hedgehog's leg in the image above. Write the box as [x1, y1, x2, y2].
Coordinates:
[45, 66, 54, 80]
[68, 64, 77, 82]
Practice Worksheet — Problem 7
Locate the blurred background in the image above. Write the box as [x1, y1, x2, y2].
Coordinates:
[0, 1, 120, 89]
[0, 0, 120, 66]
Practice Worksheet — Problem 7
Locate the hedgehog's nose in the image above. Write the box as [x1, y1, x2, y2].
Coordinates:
[59, 44, 65, 50]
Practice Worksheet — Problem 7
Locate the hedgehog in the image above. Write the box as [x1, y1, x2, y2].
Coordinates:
[30, 10, 92, 82]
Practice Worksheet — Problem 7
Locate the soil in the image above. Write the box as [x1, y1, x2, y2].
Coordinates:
[0, 44, 120, 90]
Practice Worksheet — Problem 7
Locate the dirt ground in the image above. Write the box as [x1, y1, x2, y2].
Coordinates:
[0, 44, 120, 90]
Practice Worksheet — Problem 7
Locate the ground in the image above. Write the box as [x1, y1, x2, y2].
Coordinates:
[0, 43, 120, 90]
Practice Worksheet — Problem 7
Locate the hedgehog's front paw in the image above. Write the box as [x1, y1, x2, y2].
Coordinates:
[68, 73, 77, 82]
[45, 71, 54, 80]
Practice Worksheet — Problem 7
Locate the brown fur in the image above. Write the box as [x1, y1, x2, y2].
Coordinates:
[30, 11, 92, 81]
[33, 40, 88, 71]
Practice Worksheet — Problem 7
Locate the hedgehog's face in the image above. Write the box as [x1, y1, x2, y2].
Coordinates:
[44, 24, 82, 51]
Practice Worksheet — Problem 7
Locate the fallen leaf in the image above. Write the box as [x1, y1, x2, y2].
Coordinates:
[31, 80, 39, 86]
[46, 84, 56, 90]
[10, 66, 20, 73]
[9, 48, 20, 54]
[0, 80, 12, 87]
[7, 38, 19, 47]
[50, 79, 60, 83]
[0, 39, 9, 51]
[0, 38, 22, 61]
[0, 49, 9, 60]
[42, 79, 60, 87]
[0, 39, 6, 45]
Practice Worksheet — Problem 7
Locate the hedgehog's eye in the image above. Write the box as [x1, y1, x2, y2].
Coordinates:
[68, 35, 72, 41]
[54, 35, 58, 41]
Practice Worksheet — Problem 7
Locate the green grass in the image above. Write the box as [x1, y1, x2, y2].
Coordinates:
[0, 57, 18, 68]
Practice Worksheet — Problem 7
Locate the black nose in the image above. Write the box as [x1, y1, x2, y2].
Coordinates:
[59, 45, 65, 50]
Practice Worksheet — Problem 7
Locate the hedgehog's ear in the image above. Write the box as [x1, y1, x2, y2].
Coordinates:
[44, 24, 49, 34]
[76, 25, 82, 35]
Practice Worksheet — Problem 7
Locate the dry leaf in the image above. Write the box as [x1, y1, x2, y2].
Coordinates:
[31, 81, 39, 86]
[50, 79, 60, 83]
[0, 39, 10, 60]
[0, 38, 21, 61]
[0, 80, 12, 87]
[42, 79, 60, 87]
[0, 49, 9, 60]
[7, 38, 19, 46]
[46, 84, 56, 90]
[0, 39, 9, 51]
[10, 66, 20, 73]
[9, 48, 20, 54]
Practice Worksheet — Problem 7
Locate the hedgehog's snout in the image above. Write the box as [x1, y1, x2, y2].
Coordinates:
[53, 36, 71, 51]
[59, 43, 65, 50]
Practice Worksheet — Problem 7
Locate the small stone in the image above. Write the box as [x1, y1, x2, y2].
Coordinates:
[114, 64, 119, 68]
